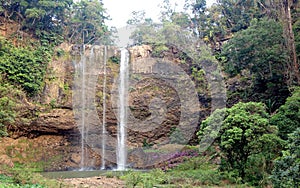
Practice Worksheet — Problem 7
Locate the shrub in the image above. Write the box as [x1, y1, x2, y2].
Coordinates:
[271, 128, 300, 188]
[270, 87, 300, 140]
[122, 169, 170, 188]
[170, 157, 221, 185]
[198, 102, 284, 185]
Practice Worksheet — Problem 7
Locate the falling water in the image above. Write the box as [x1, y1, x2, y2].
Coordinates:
[101, 46, 107, 169]
[117, 48, 129, 170]
[80, 45, 86, 169]
[74, 45, 102, 170]
[73, 45, 129, 170]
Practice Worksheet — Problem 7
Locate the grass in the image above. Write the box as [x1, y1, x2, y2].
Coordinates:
[0, 163, 64, 188]
[120, 156, 252, 188]
[121, 169, 170, 188]
[0, 150, 250, 188]
[0, 160, 251, 188]
[0, 173, 46, 188]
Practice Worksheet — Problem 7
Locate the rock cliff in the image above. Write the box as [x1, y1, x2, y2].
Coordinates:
[1, 44, 213, 170]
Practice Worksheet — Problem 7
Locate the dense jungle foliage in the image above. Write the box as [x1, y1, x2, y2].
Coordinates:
[0, 0, 299, 187]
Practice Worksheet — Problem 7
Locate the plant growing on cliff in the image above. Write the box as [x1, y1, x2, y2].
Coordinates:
[0, 76, 23, 137]
[0, 96, 15, 137]
[0, 37, 49, 95]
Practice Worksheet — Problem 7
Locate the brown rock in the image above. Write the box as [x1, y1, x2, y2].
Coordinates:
[129, 45, 152, 62]
[127, 147, 147, 168]
[30, 109, 76, 134]
[70, 153, 81, 164]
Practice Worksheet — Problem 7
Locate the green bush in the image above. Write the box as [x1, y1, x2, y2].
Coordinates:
[0, 96, 15, 137]
[271, 128, 300, 188]
[198, 102, 284, 185]
[270, 87, 300, 140]
[122, 169, 170, 188]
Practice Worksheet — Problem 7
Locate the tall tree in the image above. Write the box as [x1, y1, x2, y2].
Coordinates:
[216, 0, 266, 32]
[67, 0, 109, 44]
[24, 0, 73, 33]
[221, 18, 287, 80]
[220, 18, 290, 107]
[280, 0, 300, 84]
[186, 0, 268, 51]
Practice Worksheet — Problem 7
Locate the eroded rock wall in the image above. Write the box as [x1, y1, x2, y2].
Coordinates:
[1, 44, 212, 170]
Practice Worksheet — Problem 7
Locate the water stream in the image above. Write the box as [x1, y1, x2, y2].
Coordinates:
[73, 46, 129, 170]
[117, 48, 129, 170]
[79, 45, 86, 169]
[73, 45, 103, 170]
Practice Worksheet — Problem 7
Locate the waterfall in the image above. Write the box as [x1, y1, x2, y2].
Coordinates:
[117, 48, 129, 170]
[73, 45, 129, 170]
[101, 46, 107, 169]
[73, 45, 103, 170]
[79, 45, 86, 170]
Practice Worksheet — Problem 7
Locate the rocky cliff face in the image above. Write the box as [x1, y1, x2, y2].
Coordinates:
[1, 44, 213, 170]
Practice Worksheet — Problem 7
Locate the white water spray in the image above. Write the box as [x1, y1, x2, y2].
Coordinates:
[117, 48, 129, 170]
[73, 45, 103, 170]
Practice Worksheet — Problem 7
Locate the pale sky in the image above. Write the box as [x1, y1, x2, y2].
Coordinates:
[102, 0, 217, 28]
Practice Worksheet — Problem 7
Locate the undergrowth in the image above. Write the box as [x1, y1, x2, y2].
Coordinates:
[121, 156, 249, 187]
[0, 163, 63, 188]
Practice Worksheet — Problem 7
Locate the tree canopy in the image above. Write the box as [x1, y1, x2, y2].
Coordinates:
[270, 87, 300, 140]
[0, 0, 111, 44]
[198, 102, 284, 185]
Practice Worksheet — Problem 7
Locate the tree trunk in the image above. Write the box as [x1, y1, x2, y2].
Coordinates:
[282, 0, 300, 85]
